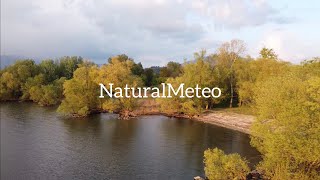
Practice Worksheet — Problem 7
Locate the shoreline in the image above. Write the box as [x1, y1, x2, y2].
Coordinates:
[192, 111, 254, 134]
[139, 111, 254, 134]
[133, 107, 254, 134]
[1, 100, 254, 134]
[133, 99, 254, 134]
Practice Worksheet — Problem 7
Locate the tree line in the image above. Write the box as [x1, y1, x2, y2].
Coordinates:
[0, 56, 83, 105]
[1, 39, 319, 179]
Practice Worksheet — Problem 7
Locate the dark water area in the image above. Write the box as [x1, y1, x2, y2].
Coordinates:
[1, 102, 261, 179]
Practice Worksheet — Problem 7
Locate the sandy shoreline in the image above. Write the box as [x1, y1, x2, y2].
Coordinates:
[133, 99, 255, 134]
[193, 111, 254, 134]
[135, 111, 254, 134]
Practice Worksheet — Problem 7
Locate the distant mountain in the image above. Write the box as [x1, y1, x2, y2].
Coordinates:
[0, 55, 42, 69]
[1, 55, 24, 69]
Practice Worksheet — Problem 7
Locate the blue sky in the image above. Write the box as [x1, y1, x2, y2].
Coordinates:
[1, 0, 320, 67]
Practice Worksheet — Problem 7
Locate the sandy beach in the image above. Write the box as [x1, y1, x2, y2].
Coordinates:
[134, 99, 255, 134]
[195, 111, 254, 134]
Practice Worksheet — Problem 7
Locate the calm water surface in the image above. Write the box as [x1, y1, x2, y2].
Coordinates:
[1, 102, 260, 179]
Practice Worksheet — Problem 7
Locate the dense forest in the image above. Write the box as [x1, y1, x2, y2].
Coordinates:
[1, 39, 319, 179]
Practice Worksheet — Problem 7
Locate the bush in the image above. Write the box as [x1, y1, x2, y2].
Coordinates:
[204, 148, 250, 180]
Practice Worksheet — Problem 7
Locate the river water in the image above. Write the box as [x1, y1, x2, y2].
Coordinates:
[1, 102, 260, 179]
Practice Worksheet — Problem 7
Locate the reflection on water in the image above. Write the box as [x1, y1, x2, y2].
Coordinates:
[1, 102, 260, 179]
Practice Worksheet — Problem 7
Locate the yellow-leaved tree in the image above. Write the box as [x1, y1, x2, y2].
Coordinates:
[96, 56, 143, 119]
[204, 148, 250, 180]
[58, 62, 99, 116]
[159, 50, 219, 117]
[251, 62, 320, 179]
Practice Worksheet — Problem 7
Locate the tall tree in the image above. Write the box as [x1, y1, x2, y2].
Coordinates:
[58, 56, 83, 79]
[217, 39, 246, 108]
[159, 50, 217, 115]
[39, 59, 59, 82]
[166, 61, 182, 78]
[131, 62, 144, 76]
[97, 56, 143, 119]
[142, 68, 155, 86]
[234, 58, 290, 106]
[58, 62, 99, 116]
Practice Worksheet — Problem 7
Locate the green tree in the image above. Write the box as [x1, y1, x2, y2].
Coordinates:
[159, 50, 218, 116]
[182, 50, 215, 111]
[259, 47, 278, 60]
[159, 61, 182, 83]
[217, 39, 246, 108]
[58, 56, 83, 79]
[39, 59, 59, 82]
[166, 61, 182, 77]
[131, 62, 144, 76]
[204, 148, 250, 180]
[107, 54, 133, 64]
[251, 70, 320, 179]
[158, 76, 197, 116]
[28, 76, 65, 106]
[234, 58, 290, 106]
[39, 77, 66, 106]
[142, 68, 156, 86]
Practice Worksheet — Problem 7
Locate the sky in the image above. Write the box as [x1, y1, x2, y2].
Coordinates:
[1, 0, 320, 67]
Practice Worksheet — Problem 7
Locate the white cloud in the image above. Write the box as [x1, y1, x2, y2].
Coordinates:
[257, 29, 320, 63]
[1, 0, 299, 66]
[189, 0, 290, 28]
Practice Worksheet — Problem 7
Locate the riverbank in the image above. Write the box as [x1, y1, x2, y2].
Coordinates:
[133, 99, 255, 134]
[137, 110, 254, 134]
[2, 100, 255, 134]
[194, 110, 254, 134]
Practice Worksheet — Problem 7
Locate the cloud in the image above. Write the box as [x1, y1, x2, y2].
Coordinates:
[1, 0, 300, 66]
[1, 0, 107, 58]
[190, 0, 293, 28]
[256, 28, 320, 63]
